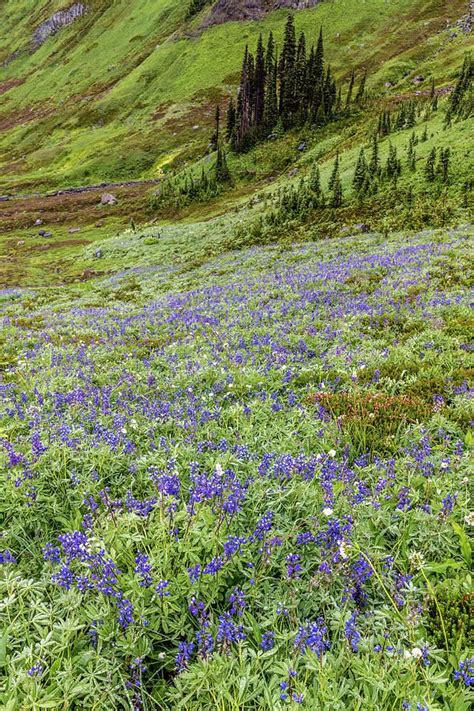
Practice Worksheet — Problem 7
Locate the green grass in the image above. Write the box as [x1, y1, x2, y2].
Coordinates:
[0, 0, 471, 191]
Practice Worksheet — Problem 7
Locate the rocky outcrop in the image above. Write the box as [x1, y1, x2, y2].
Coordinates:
[202, 0, 320, 27]
[33, 3, 87, 48]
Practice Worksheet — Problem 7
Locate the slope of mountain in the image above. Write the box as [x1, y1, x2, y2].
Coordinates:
[0, 0, 471, 192]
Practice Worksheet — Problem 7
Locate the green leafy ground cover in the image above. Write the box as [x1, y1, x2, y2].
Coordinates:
[0, 225, 472, 709]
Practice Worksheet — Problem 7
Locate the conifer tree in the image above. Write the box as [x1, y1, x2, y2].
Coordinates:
[279, 14, 297, 125]
[226, 99, 236, 142]
[354, 70, 367, 104]
[369, 135, 380, 178]
[330, 176, 343, 208]
[314, 27, 324, 82]
[309, 162, 321, 201]
[424, 147, 436, 182]
[385, 143, 401, 180]
[446, 53, 473, 123]
[328, 151, 340, 192]
[407, 132, 417, 171]
[345, 71, 355, 110]
[295, 32, 308, 120]
[254, 34, 266, 129]
[210, 105, 220, 151]
[215, 147, 231, 183]
[438, 147, 450, 183]
[353, 147, 368, 195]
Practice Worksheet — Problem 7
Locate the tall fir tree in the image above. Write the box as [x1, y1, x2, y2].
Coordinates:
[215, 147, 231, 183]
[254, 34, 266, 130]
[279, 14, 297, 125]
[424, 147, 436, 182]
[328, 151, 340, 192]
[309, 162, 322, 202]
[438, 147, 450, 183]
[353, 147, 368, 194]
[354, 70, 367, 104]
[345, 70, 355, 110]
[210, 105, 220, 151]
[226, 98, 236, 142]
[295, 32, 308, 120]
[330, 176, 343, 208]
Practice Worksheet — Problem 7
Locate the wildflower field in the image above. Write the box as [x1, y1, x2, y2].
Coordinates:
[0, 226, 473, 709]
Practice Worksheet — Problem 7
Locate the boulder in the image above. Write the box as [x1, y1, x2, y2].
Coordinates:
[94, 249, 103, 259]
[35, 219, 44, 226]
[68, 227, 81, 234]
[100, 193, 117, 205]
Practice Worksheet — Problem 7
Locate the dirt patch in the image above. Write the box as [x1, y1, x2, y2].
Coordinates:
[0, 79, 25, 95]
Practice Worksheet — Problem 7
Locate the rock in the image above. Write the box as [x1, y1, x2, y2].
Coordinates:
[35, 219, 44, 226]
[68, 227, 81, 234]
[38, 230, 53, 237]
[17, 240, 25, 246]
[288, 168, 300, 178]
[297, 141, 306, 152]
[94, 249, 103, 259]
[203, 0, 320, 27]
[355, 223, 370, 233]
[33, 3, 86, 48]
[100, 193, 117, 205]
[95, 221, 104, 227]
[413, 75, 425, 84]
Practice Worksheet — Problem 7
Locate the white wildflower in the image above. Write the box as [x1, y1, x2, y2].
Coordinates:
[464, 512, 474, 527]
[322, 507, 334, 517]
[328, 449, 336, 458]
[339, 541, 349, 560]
[411, 647, 423, 659]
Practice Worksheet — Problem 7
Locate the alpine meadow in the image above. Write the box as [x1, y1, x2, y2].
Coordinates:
[0, 1, 473, 709]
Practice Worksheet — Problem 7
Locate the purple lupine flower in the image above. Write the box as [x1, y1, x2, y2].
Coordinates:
[286, 553, 302, 579]
[294, 618, 330, 657]
[187, 564, 201, 583]
[117, 597, 134, 630]
[175, 641, 195, 672]
[203, 556, 224, 575]
[249, 511, 274, 541]
[217, 612, 246, 646]
[280, 680, 289, 702]
[345, 611, 361, 652]
[27, 662, 44, 677]
[453, 657, 474, 687]
[260, 631, 275, 651]
[228, 587, 246, 617]
[223, 535, 246, 559]
[134, 552, 152, 588]
[52, 563, 75, 590]
[196, 627, 214, 658]
[155, 580, 170, 598]
[0, 550, 16, 564]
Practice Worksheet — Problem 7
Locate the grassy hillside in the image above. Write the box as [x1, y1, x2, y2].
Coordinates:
[0, 0, 471, 190]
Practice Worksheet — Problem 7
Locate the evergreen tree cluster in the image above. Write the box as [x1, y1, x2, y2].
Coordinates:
[151, 160, 229, 211]
[228, 16, 365, 152]
[446, 53, 473, 123]
[377, 100, 418, 137]
[424, 147, 451, 184]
